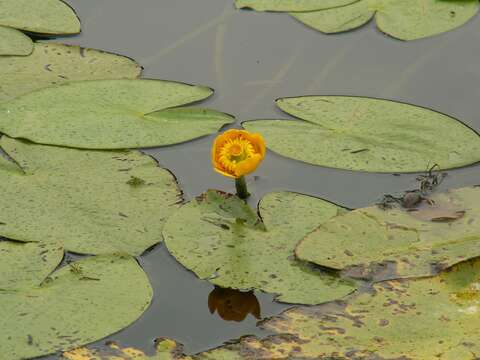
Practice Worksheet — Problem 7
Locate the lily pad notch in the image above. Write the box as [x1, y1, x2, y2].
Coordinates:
[234, 0, 480, 41]
[243, 95, 480, 173]
[163, 190, 357, 305]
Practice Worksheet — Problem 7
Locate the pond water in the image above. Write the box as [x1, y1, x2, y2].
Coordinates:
[42, 0, 480, 356]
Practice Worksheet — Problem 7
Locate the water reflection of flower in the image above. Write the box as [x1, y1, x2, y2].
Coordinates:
[208, 286, 261, 322]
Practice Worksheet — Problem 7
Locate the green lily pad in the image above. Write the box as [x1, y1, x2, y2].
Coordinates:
[0, 79, 234, 149]
[0, 136, 181, 255]
[243, 96, 480, 173]
[291, 0, 479, 41]
[0, 26, 32, 56]
[163, 190, 356, 305]
[235, 0, 356, 12]
[296, 186, 480, 281]
[0, 240, 63, 291]
[0, 0, 80, 35]
[0, 251, 153, 359]
[198, 258, 480, 359]
[0, 42, 142, 103]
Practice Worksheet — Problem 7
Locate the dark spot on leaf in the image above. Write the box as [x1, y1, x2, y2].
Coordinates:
[127, 176, 146, 187]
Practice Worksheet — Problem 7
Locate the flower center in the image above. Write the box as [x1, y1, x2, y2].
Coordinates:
[218, 138, 255, 173]
[230, 143, 243, 157]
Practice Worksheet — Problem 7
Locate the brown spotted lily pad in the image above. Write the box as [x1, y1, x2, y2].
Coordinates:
[163, 190, 356, 305]
[66, 257, 480, 359]
[63, 338, 192, 360]
[296, 186, 480, 281]
[196, 258, 480, 359]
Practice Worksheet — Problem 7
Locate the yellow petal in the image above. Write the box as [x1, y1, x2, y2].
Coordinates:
[212, 129, 266, 179]
[214, 166, 236, 178]
[235, 154, 262, 177]
[244, 132, 266, 158]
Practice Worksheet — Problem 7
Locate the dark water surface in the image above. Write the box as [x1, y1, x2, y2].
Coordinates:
[43, 0, 480, 356]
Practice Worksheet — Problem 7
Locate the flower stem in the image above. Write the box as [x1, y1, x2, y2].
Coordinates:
[235, 176, 250, 199]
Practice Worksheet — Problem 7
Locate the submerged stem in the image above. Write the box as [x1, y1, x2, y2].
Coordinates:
[235, 176, 250, 199]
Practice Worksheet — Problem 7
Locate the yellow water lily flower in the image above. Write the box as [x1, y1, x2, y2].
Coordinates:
[212, 129, 266, 199]
[212, 129, 266, 178]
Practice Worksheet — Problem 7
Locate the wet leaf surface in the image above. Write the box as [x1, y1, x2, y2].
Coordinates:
[0, 79, 234, 149]
[235, 0, 356, 12]
[197, 258, 480, 359]
[0, 136, 181, 255]
[0, 0, 80, 35]
[243, 96, 480, 173]
[0, 25, 32, 56]
[0, 240, 63, 291]
[296, 186, 480, 281]
[163, 190, 356, 305]
[0, 42, 142, 103]
[409, 201, 466, 222]
[1, 252, 153, 359]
